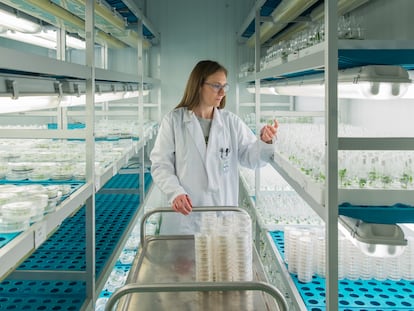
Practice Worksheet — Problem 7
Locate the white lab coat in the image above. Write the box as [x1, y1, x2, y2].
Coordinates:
[150, 107, 274, 234]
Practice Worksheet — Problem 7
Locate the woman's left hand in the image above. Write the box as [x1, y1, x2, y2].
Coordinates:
[260, 119, 278, 144]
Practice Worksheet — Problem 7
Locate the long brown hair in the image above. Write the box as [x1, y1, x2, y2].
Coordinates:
[176, 60, 227, 110]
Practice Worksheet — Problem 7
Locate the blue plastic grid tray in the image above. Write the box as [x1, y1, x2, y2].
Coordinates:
[0, 280, 85, 311]
[19, 193, 142, 273]
[102, 172, 152, 190]
[269, 231, 414, 310]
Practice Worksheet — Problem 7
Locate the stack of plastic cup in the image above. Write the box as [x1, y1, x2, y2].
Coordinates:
[315, 234, 326, 277]
[401, 236, 414, 280]
[309, 228, 323, 273]
[359, 251, 372, 280]
[387, 256, 402, 281]
[195, 233, 213, 282]
[283, 226, 294, 265]
[338, 234, 346, 280]
[345, 239, 360, 280]
[297, 235, 314, 283]
[372, 257, 387, 281]
[286, 229, 302, 274]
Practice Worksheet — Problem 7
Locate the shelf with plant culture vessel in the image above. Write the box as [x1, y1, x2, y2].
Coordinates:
[237, 1, 414, 311]
[239, 39, 414, 85]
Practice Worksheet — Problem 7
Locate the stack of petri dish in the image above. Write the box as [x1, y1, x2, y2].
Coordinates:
[28, 193, 49, 222]
[5, 162, 34, 181]
[27, 164, 53, 182]
[44, 185, 62, 213]
[0, 201, 34, 233]
[104, 268, 127, 293]
[50, 163, 74, 181]
[214, 233, 232, 282]
[195, 233, 213, 282]
[195, 212, 253, 283]
[0, 162, 7, 179]
[0, 184, 53, 233]
[232, 214, 253, 281]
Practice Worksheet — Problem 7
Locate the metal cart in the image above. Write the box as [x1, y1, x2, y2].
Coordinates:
[105, 207, 288, 311]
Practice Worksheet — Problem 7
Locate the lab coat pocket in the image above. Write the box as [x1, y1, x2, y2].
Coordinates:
[220, 157, 230, 173]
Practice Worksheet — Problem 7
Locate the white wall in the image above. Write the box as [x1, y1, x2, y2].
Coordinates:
[347, 98, 414, 136]
[146, 0, 254, 115]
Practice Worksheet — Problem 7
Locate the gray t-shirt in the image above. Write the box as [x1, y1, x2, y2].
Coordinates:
[196, 116, 212, 145]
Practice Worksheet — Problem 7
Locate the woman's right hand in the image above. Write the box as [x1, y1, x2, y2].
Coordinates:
[172, 194, 193, 215]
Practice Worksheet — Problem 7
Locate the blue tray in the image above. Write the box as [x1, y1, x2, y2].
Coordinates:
[269, 231, 414, 310]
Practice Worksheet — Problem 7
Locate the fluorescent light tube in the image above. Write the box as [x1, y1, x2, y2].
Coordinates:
[0, 96, 59, 113]
[0, 30, 56, 49]
[0, 28, 85, 50]
[0, 10, 41, 33]
[271, 65, 411, 99]
[37, 29, 86, 50]
[247, 86, 278, 95]
[60, 91, 145, 107]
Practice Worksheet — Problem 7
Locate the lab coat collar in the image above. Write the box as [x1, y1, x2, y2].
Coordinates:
[183, 107, 223, 124]
[183, 108, 207, 164]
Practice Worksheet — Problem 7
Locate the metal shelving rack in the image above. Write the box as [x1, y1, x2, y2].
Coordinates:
[0, 0, 160, 309]
[237, 1, 414, 310]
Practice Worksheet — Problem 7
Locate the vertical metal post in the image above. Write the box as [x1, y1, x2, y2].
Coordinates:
[56, 28, 68, 131]
[85, 0, 96, 307]
[56, 28, 66, 61]
[325, 0, 339, 310]
[137, 19, 145, 203]
[253, 3, 262, 251]
[235, 32, 240, 117]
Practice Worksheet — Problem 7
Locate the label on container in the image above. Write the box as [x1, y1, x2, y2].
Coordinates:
[34, 221, 47, 248]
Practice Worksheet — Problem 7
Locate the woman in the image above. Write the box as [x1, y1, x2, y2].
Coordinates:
[150, 60, 278, 233]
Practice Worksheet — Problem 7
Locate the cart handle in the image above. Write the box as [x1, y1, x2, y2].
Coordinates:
[104, 281, 288, 311]
[140, 206, 250, 248]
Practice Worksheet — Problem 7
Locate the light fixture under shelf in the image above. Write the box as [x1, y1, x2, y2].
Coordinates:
[0, 9, 41, 33]
[0, 29, 86, 50]
[338, 215, 407, 258]
[246, 86, 277, 95]
[0, 96, 60, 113]
[270, 65, 412, 99]
[60, 90, 148, 107]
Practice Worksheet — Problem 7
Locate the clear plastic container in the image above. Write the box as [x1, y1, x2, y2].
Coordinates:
[1, 201, 35, 221]
[0, 218, 30, 233]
